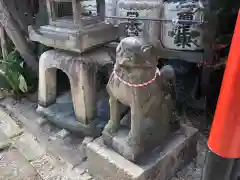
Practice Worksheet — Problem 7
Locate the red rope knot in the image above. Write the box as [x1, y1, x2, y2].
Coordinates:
[113, 68, 161, 88]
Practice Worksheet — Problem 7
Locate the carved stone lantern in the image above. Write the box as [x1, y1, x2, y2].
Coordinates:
[29, 0, 118, 53]
[28, 0, 118, 136]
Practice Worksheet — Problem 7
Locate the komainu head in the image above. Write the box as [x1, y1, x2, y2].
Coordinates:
[116, 36, 158, 68]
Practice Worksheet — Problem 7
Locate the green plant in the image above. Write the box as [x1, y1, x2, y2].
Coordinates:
[0, 50, 37, 96]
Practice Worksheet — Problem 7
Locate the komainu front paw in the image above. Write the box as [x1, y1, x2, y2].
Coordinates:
[127, 133, 138, 147]
[127, 134, 132, 146]
[103, 120, 118, 135]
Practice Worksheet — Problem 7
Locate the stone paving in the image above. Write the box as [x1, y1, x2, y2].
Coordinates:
[0, 95, 208, 180]
[0, 103, 94, 180]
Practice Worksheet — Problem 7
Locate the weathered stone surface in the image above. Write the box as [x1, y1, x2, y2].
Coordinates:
[170, 137, 208, 180]
[36, 89, 115, 136]
[0, 149, 38, 180]
[31, 152, 94, 180]
[37, 104, 101, 136]
[80, 137, 94, 159]
[87, 125, 198, 180]
[54, 129, 70, 139]
[80, 172, 94, 180]
[31, 153, 63, 179]
[14, 132, 45, 162]
[31, 0, 118, 53]
[50, 165, 94, 180]
[0, 130, 11, 150]
[0, 97, 86, 167]
[28, 21, 118, 53]
[25, 174, 43, 180]
[0, 110, 23, 138]
[36, 116, 48, 126]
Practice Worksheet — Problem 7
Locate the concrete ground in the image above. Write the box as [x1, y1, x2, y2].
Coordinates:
[0, 94, 208, 180]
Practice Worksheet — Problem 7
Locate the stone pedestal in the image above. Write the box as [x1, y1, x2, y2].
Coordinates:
[37, 49, 114, 136]
[37, 91, 109, 136]
[87, 124, 198, 180]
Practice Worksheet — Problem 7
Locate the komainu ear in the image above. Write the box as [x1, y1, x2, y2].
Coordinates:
[141, 45, 152, 53]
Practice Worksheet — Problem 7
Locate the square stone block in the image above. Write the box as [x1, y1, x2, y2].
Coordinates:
[87, 124, 198, 180]
[15, 132, 45, 162]
[0, 149, 38, 180]
[0, 110, 23, 138]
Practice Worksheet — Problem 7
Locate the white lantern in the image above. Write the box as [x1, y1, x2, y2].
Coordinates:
[160, 0, 205, 51]
[108, 0, 163, 41]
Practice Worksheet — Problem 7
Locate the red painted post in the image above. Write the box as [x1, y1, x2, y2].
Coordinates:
[201, 11, 240, 180]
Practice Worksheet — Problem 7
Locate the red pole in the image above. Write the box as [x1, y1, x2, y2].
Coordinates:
[202, 11, 240, 180]
[208, 11, 240, 159]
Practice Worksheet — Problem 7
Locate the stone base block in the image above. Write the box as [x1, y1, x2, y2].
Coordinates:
[87, 124, 198, 180]
[36, 91, 109, 137]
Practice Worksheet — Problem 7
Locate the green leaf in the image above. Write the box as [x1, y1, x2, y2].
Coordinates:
[20, 62, 24, 68]
[18, 74, 28, 93]
[0, 50, 31, 96]
[6, 71, 20, 94]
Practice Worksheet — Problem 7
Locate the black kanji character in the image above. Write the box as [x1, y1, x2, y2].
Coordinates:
[125, 11, 142, 36]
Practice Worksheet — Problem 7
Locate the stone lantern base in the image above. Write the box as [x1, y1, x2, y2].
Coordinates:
[36, 49, 114, 136]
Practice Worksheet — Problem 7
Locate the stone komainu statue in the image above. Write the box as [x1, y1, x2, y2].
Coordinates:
[103, 36, 179, 161]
